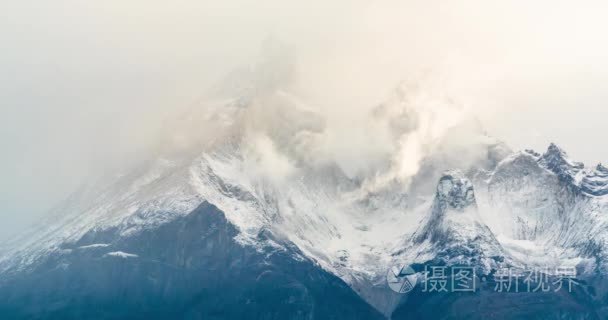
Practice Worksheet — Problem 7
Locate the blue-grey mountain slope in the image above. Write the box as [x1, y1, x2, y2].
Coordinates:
[0, 202, 384, 320]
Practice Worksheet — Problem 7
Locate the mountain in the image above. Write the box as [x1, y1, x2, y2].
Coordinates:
[410, 170, 505, 273]
[2, 75, 608, 319]
[0, 202, 384, 319]
[391, 145, 608, 320]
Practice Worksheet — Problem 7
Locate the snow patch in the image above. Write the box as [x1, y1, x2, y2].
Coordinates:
[104, 251, 138, 259]
[77, 244, 110, 249]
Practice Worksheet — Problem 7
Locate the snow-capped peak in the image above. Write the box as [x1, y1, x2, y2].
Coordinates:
[408, 170, 504, 272]
[529, 143, 608, 197]
[540, 143, 584, 185]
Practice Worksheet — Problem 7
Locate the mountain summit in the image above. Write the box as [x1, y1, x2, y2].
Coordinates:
[412, 170, 504, 271]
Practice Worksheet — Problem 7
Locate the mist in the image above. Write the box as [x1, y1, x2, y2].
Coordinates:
[2, 0, 608, 240]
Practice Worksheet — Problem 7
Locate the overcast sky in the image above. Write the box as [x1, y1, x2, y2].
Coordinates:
[2, 0, 608, 240]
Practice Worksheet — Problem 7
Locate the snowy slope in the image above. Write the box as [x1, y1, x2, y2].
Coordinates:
[475, 145, 607, 272]
[1, 79, 608, 317]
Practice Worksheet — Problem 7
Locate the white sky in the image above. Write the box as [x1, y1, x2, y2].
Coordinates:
[1, 0, 608, 239]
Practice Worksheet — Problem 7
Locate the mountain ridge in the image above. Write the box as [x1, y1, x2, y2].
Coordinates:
[1, 81, 608, 318]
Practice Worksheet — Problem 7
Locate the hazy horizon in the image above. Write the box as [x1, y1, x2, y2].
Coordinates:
[2, 0, 608, 240]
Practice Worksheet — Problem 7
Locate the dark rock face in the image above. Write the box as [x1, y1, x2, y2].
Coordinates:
[0, 202, 384, 320]
[434, 171, 477, 211]
[391, 281, 600, 320]
[390, 262, 604, 320]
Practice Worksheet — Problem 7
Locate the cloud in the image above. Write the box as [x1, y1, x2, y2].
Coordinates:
[242, 133, 296, 184]
[3, 0, 608, 239]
